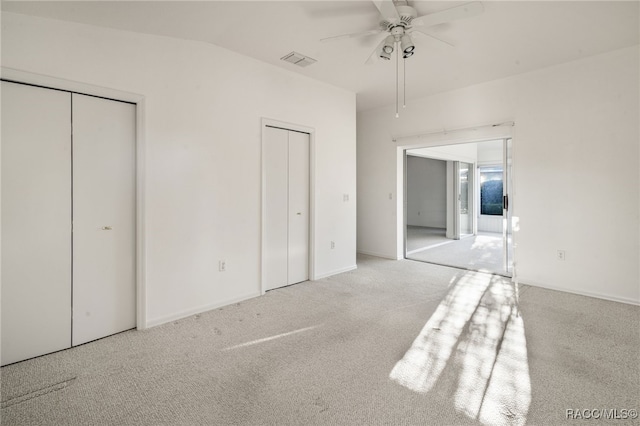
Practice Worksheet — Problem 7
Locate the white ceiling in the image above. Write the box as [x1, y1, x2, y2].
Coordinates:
[3, 1, 639, 111]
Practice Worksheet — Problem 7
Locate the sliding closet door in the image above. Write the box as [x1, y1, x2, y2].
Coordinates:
[72, 94, 136, 346]
[1, 82, 72, 365]
[287, 131, 310, 285]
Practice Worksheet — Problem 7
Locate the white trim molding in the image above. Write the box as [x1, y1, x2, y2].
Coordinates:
[146, 292, 261, 328]
[314, 264, 358, 280]
[357, 250, 402, 260]
[520, 279, 640, 306]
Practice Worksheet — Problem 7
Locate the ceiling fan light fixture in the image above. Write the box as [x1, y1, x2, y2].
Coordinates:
[379, 50, 392, 60]
[382, 35, 395, 54]
[403, 51, 414, 59]
[401, 34, 415, 54]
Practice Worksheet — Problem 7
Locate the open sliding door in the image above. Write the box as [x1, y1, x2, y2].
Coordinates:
[405, 139, 513, 277]
[503, 138, 513, 273]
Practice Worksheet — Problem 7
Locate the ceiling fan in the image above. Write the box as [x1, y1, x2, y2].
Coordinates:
[321, 0, 484, 63]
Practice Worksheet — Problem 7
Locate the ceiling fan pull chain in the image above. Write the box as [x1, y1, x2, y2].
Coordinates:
[403, 55, 406, 109]
[396, 42, 400, 119]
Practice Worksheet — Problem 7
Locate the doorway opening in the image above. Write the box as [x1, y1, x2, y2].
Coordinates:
[404, 139, 513, 276]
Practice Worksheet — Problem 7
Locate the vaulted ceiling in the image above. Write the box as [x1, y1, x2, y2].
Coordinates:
[3, 1, 639, 111]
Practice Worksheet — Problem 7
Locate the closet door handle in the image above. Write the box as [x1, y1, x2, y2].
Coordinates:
[102, 226, 113, 231]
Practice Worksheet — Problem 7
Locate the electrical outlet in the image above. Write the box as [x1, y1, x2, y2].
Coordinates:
[330, 241, 335, 249]
[557, 250, 565, 261]
[219, 260, 226, 271]
[343, 194, 349, 202]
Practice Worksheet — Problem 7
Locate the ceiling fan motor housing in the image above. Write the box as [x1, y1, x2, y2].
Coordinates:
[396, 5, 418, 24]
[380, 4, 418, 29]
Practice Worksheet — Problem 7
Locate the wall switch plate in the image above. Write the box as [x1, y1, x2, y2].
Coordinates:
[557, 250, 566, 261]
[219, 260, 226, 271]
[343, 194, 349, 202]
[330, 241, 335, 249]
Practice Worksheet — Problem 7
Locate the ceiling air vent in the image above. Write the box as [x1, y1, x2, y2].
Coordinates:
[280, 51, 317, 68]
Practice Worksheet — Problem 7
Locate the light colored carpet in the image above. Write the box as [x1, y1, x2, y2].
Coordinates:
[1, 255, 638, 425]
[405, 226, 449, 253]
[408, 232, 510, 275]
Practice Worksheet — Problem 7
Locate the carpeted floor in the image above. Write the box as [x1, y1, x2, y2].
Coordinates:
[407, 230, 512, 275]
[405, 226, 450, 252]
[1, 255, 638, 425]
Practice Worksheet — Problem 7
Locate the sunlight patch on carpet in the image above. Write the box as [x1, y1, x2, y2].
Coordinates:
[390, 273, 531, 426]
[389, 271, 492, 393]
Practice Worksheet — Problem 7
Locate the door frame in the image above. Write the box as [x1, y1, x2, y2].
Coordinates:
[260, 118, 315, 295]
[454, 161, 475, 240]
[2, 67, 148, 329]
[396, 122, 516, 276]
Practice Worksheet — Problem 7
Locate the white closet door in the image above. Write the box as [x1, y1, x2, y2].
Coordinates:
[1, 82, 72, 365]
[287, 131, 309, 285]
[264, 127, 289, 291]
[72, 94, 136, 346]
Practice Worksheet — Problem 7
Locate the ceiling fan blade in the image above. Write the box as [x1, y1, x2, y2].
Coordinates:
[372, 0, 400, 22]
[321, 28, 383, 43]
[365, 36, 388, 64]
[412, 1, 484, 28]
[411, 29, 455, 49]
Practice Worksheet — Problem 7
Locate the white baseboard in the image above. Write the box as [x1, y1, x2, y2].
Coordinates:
[314, 264, 358, 280]
[145, 291, 261, 328]
[357, 250, 401, 260]
[519, 279, 640, 306]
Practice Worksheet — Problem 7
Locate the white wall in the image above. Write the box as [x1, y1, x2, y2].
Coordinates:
[1, 12, 357, 326]
[406, 156, 446, 228]
[358, 46, 640, 304]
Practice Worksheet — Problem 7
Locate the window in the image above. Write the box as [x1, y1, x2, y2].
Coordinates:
[480, 166, 503, 216]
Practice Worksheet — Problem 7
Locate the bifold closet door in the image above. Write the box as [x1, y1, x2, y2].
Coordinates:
[1, 81, 72, 365]
[287, 131, 309, 285]
[264, 127, 289, 290]
[72, 94, 136, 346]
[264, 126, 309, 291]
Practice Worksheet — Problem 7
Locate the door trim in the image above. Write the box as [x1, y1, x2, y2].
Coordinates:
[261, 118, 315, 294]
[2, 67, 148, 329]
[396, 123, 515, 274]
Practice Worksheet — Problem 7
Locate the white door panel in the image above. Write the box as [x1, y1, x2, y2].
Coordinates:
[287, 131, 310, 285]
[264, 127, 289, 291]
[72, 94, 136, 346]
[1, 82, 72, 365]
[263, 127, 310, 290]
